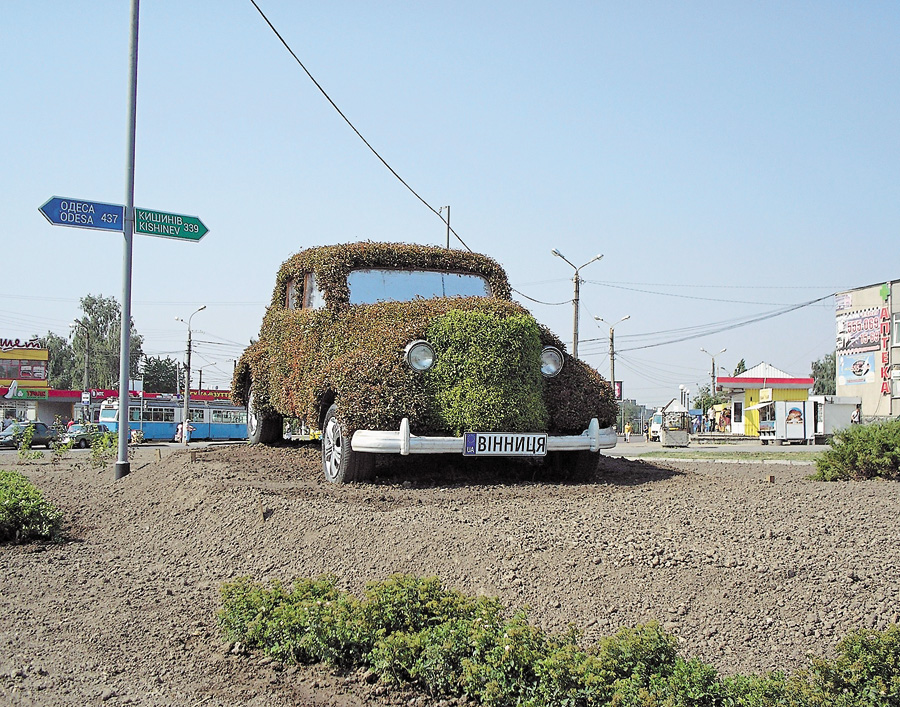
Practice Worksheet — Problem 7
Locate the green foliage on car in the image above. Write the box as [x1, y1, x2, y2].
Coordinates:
[218, 573, 900, 706]
[232, 242, 617, 436]
[425, 310, 547, 435]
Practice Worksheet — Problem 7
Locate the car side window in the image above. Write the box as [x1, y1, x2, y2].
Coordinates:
[285, 278, 299, 309]
[303, 272, 326, 310]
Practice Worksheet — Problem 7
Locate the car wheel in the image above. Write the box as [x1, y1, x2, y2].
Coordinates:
[79, 439, 88, 449]
[321, 404, 374, 483]
[247, 386, 283, 444]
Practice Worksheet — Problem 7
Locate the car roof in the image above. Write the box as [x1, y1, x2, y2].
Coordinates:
[272, 242, 512, 310]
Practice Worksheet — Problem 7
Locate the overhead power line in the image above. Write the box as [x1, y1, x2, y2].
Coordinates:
[249, 0, 472, 252]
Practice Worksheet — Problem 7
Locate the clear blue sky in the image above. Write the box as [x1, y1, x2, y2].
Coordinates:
[3, 1, 898, 405]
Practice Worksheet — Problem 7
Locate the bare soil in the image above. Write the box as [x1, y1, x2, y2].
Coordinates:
[2, 444, 899, 706]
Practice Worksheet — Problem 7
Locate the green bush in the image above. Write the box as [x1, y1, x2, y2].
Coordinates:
[0, 470, 63, 542]
[217, 574, 900, 707]
[90, 432, 119, 469]
[17, 424, 45, 461]
[813, 419, 900, 480]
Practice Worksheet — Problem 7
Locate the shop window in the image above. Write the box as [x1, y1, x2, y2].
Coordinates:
[733, 402, 743, 424]
[893, 313, 900, 347]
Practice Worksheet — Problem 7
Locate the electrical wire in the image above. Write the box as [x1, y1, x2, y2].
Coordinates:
[617, 294, 833, 352]
[582, 279, 830, 306]
[511, 289, 571, 306]
[249, 0, 473, 252]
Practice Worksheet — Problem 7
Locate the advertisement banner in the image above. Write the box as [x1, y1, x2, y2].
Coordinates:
[836, 307, 881, 353]
[838, 353, 876, 386]
[614, 381, 623, 401]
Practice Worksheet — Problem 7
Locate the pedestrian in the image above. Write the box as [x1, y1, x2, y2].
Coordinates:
[850, 404, 861, 425]
[624, 422, 632, 442]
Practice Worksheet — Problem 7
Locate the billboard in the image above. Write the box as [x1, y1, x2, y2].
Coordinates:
[838, 353, 876, 386]
[836, 307, 881, 353]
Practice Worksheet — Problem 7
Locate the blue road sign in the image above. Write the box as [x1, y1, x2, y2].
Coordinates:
[39, 196, 125, 232]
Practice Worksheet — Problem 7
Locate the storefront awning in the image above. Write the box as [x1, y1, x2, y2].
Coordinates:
[745, 401, 774, 411]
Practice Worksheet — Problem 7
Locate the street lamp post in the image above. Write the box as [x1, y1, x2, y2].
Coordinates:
[551, 249, 603, 359]
[700, 347, 727, 402]
[176, 305, 206, 445]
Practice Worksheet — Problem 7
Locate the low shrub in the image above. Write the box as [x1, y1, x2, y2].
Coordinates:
[90, 432, 118, 469]
[0, 470, 63, 542]
[217, 574, 900, 706]
[813, 419, 900, 480]
[17, 424, 44, 462]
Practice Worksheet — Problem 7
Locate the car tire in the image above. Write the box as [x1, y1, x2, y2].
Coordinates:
[247, 387, 283, 444]
[79, 439, 88, 449]
[321, 404, 374, 483]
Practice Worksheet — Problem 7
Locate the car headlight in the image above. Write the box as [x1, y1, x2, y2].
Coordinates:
[541, 346, 564, 377]
[404, 340, 435, 371]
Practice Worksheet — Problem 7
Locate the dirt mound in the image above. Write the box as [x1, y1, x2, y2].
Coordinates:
[2, 443, 898, 705]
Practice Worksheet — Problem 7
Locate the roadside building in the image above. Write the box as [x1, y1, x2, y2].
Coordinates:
[717, 363, 814, 437]
[834, 281, 899, 420]
[0, 337, 51, 422]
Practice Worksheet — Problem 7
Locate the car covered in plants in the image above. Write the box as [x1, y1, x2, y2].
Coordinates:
[232, 242, 618, 482]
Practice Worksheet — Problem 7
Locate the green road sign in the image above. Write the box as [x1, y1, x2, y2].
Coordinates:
[133, 208, 208, 241]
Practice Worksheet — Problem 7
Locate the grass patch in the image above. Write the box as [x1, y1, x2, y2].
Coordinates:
[218, 574, 900, 706]
[0, 470, 63, 542]
[633, 449, 822, 462]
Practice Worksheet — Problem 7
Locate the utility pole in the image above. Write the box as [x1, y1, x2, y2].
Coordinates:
[176, 306, 206, 445]
[700, 347, 727, 408]
[552, 250, 604, 358]
[441, 205, 450, 249]
[595, 315, 630, 401]
[69, 320, 90, 421]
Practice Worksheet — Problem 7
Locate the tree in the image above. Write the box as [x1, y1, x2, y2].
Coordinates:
[811, 351, 836, 395]
[693, 384, 729, 414]
[143, 356, 179, 393]
[69, 294, 144, 390]
[732, 359, 747, 376]
[39, 332, 77, 389]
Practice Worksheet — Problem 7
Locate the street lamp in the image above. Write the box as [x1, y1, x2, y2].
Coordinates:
[594, 315, 630, 400]
[176, 305, 206, 445]
[700, 347, 727, 401]
[551, 249, 603, 358]
[69, 319, 90, 421]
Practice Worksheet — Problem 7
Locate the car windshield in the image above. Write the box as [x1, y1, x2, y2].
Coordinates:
[347, 269, 491, 305]
[69, 425, 86, 433]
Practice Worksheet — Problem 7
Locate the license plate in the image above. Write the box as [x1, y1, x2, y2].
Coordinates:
[463, 432, 548, 457]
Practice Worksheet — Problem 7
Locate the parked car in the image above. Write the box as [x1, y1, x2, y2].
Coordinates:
[232, 242, 618, 482]
[0, 421, 58, 449]
[61, 423, 110, 449]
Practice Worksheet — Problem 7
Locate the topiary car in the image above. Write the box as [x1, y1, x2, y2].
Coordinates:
[232, 242, 618, 482]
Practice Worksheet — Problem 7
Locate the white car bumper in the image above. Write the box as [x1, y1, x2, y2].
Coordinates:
[351, 417, 617, 455]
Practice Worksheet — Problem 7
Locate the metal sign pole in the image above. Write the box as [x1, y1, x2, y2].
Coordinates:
[115, 0, 140, 480]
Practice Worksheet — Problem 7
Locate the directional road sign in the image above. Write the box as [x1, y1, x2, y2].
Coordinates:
[133, 208, 208, 241]
[39, 197, 125, 232]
